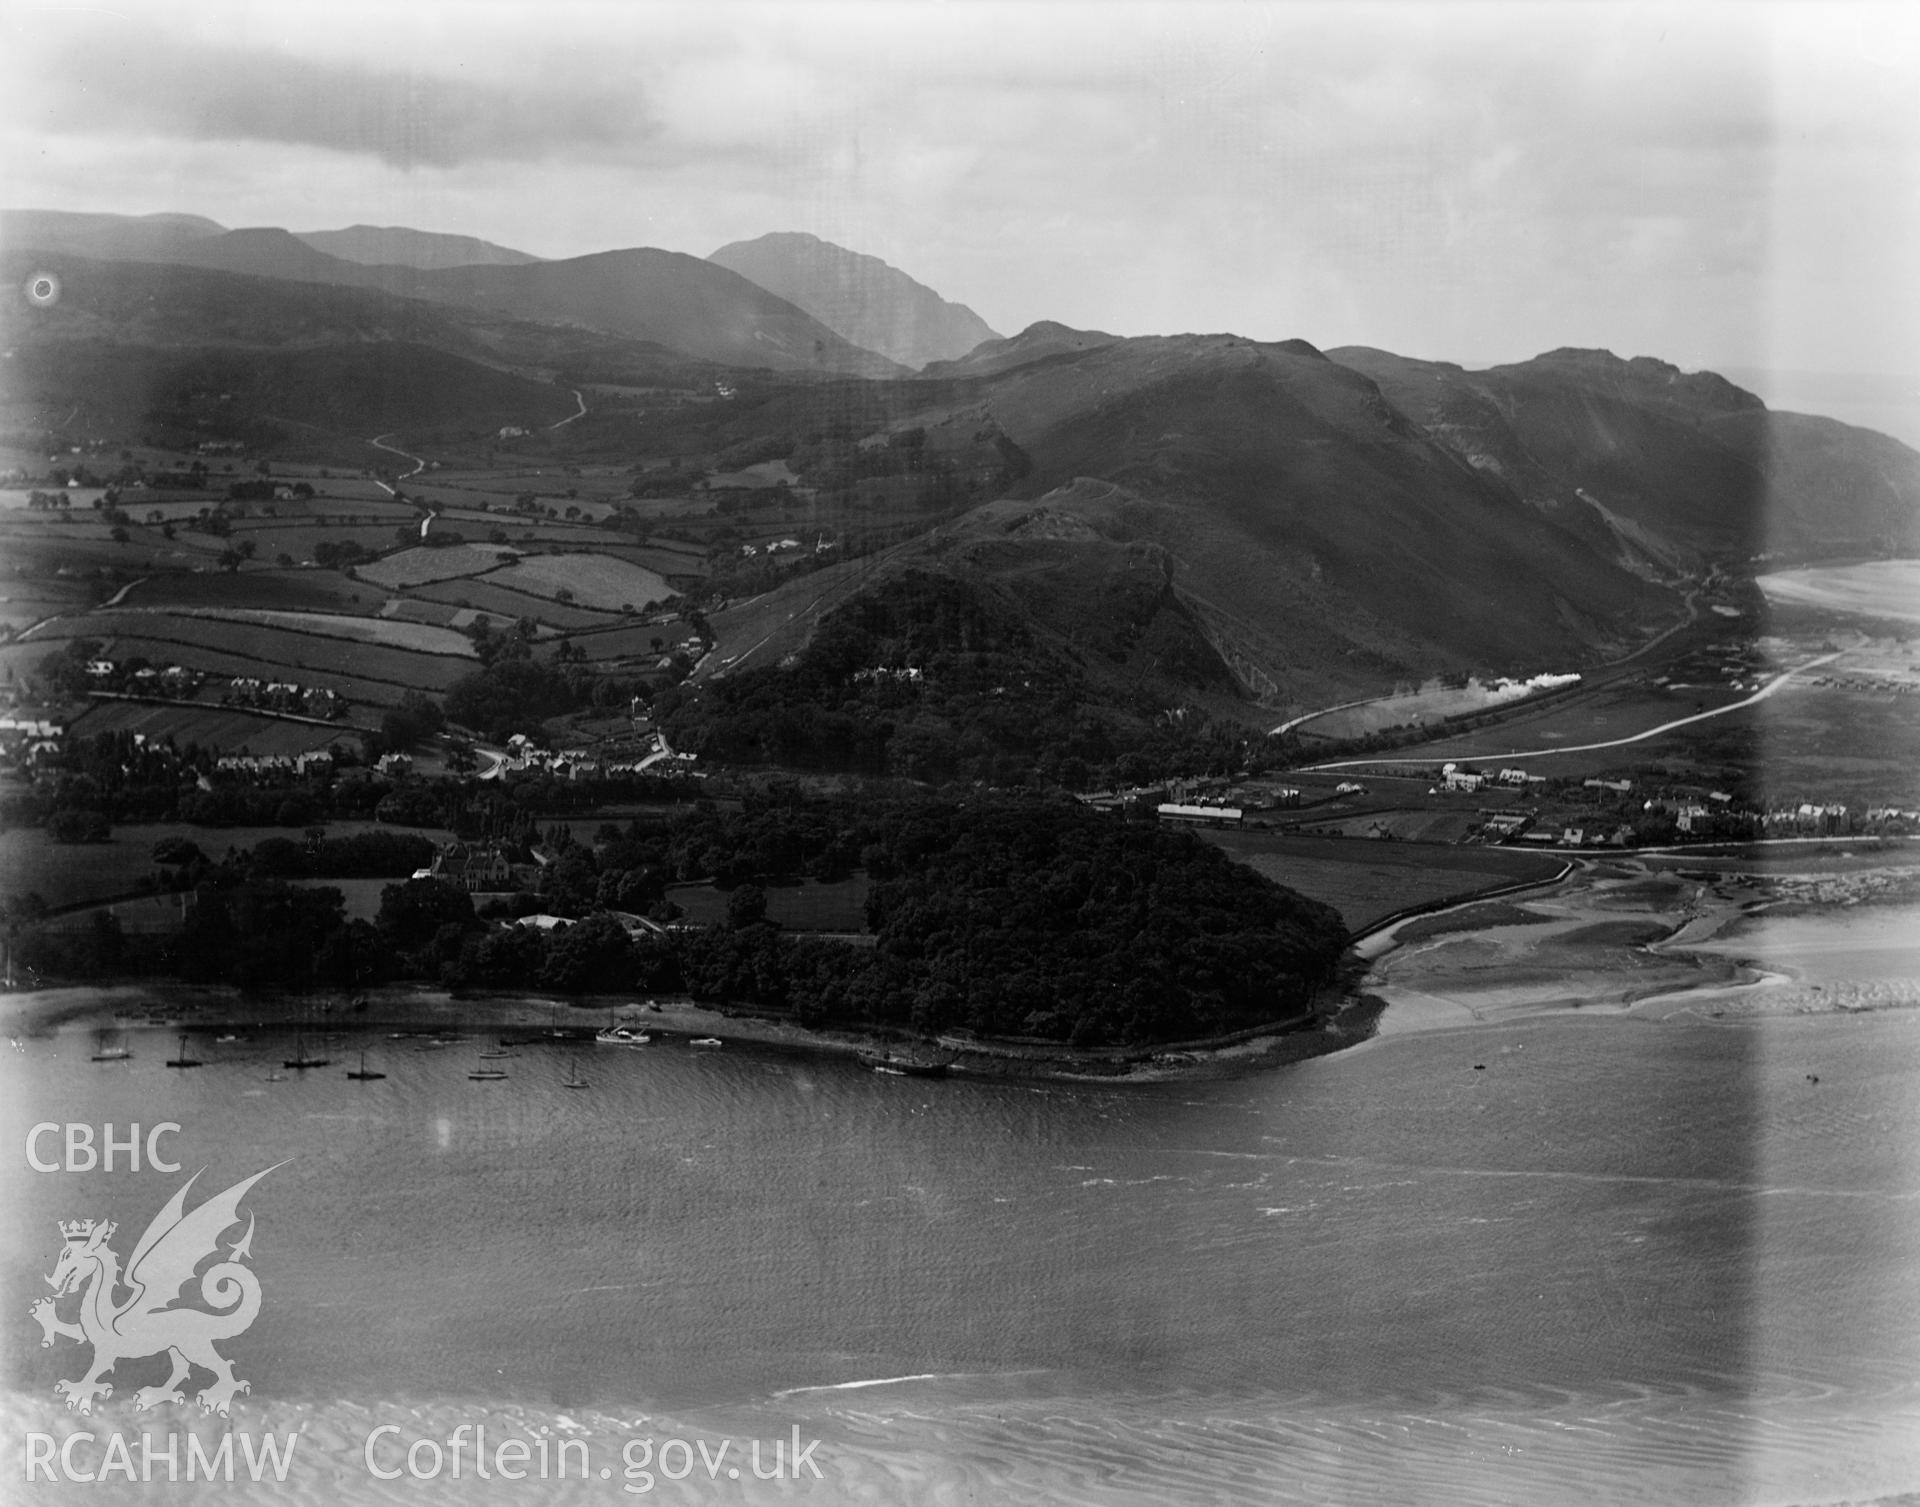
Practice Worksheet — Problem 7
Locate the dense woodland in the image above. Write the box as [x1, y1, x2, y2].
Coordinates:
[658, 571, 1260, 785]
[11, 794, 1350, 1049]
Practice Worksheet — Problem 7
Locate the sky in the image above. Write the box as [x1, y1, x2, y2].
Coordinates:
[2, 0, 1917, 386]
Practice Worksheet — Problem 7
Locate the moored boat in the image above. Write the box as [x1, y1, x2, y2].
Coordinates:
[857, 1048, 954, 1078]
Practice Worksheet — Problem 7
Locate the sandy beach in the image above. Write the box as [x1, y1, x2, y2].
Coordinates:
[1363, 856, 1920, 1036]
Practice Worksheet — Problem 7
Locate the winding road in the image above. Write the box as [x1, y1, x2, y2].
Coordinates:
[368, 433, 426, 492]
[547, 389, 588, 430]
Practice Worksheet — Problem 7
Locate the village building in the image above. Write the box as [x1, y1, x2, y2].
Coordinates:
[1157, 803, 1243, 826]
[429, 841, 513, 892]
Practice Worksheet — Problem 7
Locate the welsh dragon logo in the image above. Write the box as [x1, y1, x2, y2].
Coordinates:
[29, 1164, 281, 1416]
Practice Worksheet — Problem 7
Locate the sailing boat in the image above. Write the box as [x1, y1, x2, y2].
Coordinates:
[164, 1031, 203, 1069]
[346, 1047, 386, 1081]
[563, 1056, 588, 1090]
[284, 1012, 331, 1070]
[89, 1027, 132, 1062]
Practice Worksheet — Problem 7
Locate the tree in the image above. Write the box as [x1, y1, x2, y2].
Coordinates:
[375, 878, 479, 950]
[48, 809, 111, 844]
[726, 883, 768, 929]
[380, 691, 446, 751]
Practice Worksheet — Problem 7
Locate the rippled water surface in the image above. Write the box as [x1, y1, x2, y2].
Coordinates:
[7, 965, 1919, 1503]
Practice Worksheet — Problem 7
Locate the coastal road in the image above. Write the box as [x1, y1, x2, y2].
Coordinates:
[1305, 650, 1844, 771]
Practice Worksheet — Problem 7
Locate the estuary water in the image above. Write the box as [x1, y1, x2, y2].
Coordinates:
[6, 922, 1920, 1504]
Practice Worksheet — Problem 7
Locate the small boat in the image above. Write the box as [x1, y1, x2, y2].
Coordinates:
[468, 1064, 509, 1081]
[479, 1040, 516, 1059]
[595, 1026, 651, 1046]
[165, 1032, 204, 1069]
[346, 1049, 386, 1082]
[857, 1048, 953, 1078]
[90, 1028, 132, 1062]
[283, 1022, 330, 1070]
[689, 1037, 723, 1049]
[264, 1069, 287, 1083]
[215, 1033, 239, 1044]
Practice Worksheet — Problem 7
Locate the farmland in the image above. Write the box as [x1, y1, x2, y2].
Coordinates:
[407, 577, 601, 629]
[664, 875, 870, 931]
[0, 819, 450, 913]
[67, 701, 349, 753]
[359, 543, 517, 588]
[1199, 831, 1565, 933]
[484, 552, 675, 611]
[27, 611, 476, 687]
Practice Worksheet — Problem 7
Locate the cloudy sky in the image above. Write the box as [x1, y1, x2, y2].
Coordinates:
[3, 0, 1916, 383]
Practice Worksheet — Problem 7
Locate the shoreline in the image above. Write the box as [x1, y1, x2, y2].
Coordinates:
[1357, 857, 1920, 1039]
[0, 980, 1380, 1085]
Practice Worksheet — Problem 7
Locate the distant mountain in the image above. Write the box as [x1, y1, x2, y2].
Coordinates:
[396, 250, 903, 376]
[4, 210, 902, 377]
[709, 232, 998, 369]
[921, 320, 1120, 379]
[1, 208, 226, 261]
[0, 250, 695, 446]
[294, 224, 540, 270]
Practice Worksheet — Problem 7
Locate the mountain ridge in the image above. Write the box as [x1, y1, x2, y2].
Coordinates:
[709, 231, 999, 369]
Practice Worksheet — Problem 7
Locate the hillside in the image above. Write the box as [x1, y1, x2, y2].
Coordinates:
[1329, 346, 1920, 566]
[0, 252, 641, 446]
[969, 336, 1679, 701]
[922, 320, 1121, 379]
[709, 232, 999, 369]
[404, 249, 906, 377]
[295, 224, 540, 269]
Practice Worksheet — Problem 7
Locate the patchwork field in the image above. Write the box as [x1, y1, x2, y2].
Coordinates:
[40, 612, 475, 682]
[484, 553, 676, 611]
[406, 578, 596, 630]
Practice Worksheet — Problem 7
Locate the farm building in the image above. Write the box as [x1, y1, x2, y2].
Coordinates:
[1157, 803, 1243, 826]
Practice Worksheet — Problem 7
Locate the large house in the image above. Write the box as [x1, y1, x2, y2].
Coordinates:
[428, 841, 513, 892]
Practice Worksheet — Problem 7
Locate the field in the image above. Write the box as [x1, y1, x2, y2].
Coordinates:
[29, 612, 476, 689]
[0, 441, 726, 758]
[0, 820, 451, 913]
[484, 553, 676, 611]
[121, 568, 383, 617]
[407, 577, 599, 630]
[1202, 831, 1565, 932]
[664, 876, 869, 931]
[67, 701, 354, 750]
[358, 544, 516, 588]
